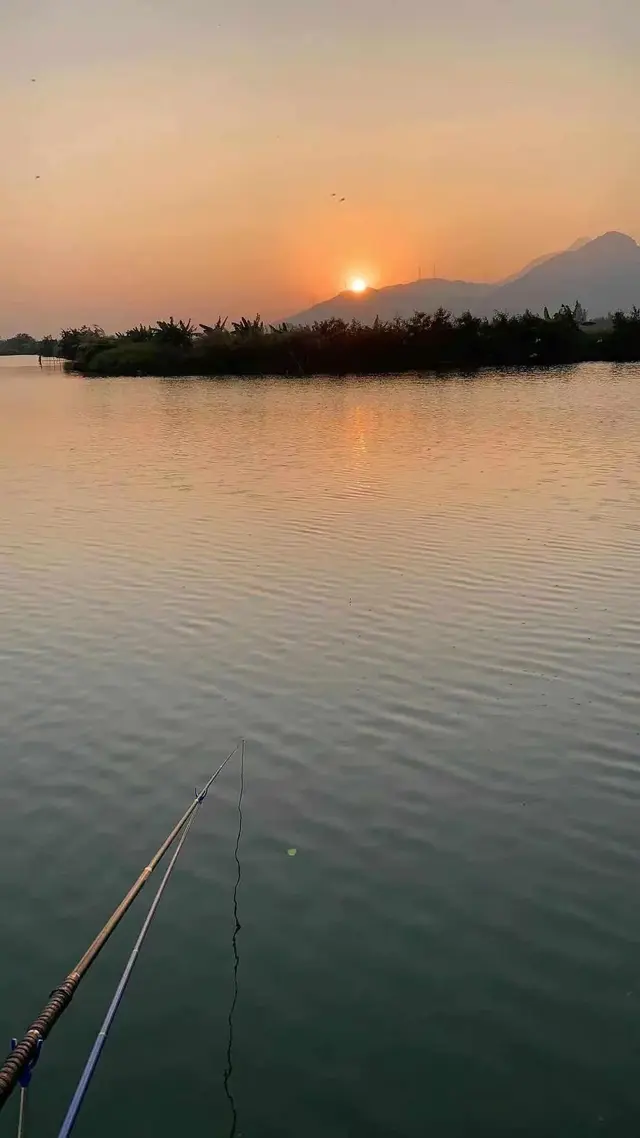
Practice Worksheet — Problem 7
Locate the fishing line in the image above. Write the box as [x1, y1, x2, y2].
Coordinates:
[223, 738, 245, 1138]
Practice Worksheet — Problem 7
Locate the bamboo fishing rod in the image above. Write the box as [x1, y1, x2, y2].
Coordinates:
[57, 810, 199, 1138]
[0, 743, 241, 1112]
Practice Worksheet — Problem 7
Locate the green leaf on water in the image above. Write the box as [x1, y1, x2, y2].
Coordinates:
[287, 848, 297, 857]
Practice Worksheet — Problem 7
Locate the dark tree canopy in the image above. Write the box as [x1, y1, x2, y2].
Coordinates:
[3, 302, 640, 375]
[60, 304, 640, 377]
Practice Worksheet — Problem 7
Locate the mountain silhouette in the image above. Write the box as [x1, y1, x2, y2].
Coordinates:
[287, 232, 640, 324]
[479, 232, 640, 317]
[287, 277, 492, 325]
[499, 237, 592, 285]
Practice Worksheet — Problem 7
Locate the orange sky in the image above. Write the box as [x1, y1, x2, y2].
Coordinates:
[1, 0, 638, 334]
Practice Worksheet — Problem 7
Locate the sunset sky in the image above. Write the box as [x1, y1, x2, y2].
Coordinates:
[1, 0, 638, 335]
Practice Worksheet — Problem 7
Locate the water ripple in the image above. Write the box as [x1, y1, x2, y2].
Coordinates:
[0, 360, 639, 1137]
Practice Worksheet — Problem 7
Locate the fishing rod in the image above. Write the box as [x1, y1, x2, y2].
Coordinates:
[0, 743, 241, 1113]
[57, 810, 198, 1138]
[58, 737, 245, 1138]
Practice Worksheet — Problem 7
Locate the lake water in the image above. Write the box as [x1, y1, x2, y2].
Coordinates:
[1, 357, 639, 1137]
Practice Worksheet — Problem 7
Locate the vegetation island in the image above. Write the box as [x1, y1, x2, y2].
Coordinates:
[2, 304, 640, 377]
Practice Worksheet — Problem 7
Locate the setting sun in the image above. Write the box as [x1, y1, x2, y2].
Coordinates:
[349, 278, 368, 293]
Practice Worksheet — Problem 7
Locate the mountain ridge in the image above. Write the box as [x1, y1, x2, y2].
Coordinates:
[286, 232, 640, 325]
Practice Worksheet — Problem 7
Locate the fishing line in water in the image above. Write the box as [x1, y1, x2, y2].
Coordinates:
[223, 738, 245, 1138]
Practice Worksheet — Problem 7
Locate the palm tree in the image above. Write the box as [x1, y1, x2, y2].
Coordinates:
[154, 318, 197, 347]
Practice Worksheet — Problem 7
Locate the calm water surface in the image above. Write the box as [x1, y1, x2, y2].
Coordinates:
[1, 358, 639, 1137]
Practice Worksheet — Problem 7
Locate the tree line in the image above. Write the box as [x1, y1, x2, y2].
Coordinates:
[4, 305, 640, 375]
[0, 332, 57, 356]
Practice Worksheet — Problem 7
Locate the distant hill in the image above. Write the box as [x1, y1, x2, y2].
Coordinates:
[287, 278, 493, 325]
[499, 236, 592, 285]
[286, 232, 640, 324]
[476, 232, 640, 317]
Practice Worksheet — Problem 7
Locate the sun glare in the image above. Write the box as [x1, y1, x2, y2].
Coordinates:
[350, 277, 367, 293]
